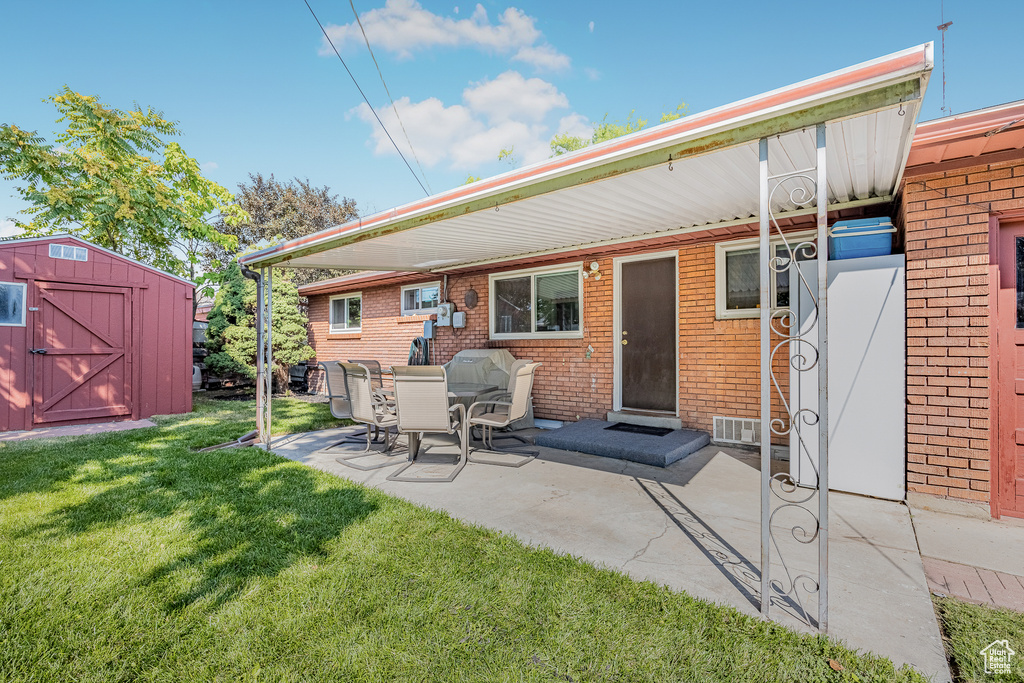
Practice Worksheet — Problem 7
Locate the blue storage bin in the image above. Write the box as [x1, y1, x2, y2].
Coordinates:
[829, 217, 895, 260]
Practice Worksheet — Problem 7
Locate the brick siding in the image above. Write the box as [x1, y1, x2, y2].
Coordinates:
[307, 236, 792, 434]
[903, 158, 1024, 503]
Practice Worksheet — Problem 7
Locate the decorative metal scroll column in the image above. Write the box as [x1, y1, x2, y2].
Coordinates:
[759, 123, 829, 631]
[256, 267, 273, 446]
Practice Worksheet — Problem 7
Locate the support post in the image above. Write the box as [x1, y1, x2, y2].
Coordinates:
[815, 123, 829, 632]
[267, 267, 273, 445]
[256, 267, 267, 444]
[758, 136, 771, 617]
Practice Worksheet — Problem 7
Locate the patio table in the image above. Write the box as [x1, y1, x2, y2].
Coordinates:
[447, 382, 499, 400]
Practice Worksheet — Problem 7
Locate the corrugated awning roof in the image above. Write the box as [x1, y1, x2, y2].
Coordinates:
[242, 44, 933, 273]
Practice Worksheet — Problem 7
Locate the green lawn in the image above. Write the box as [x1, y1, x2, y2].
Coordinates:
[0, 396, 927, 682]
[934, 596, 1024, 682]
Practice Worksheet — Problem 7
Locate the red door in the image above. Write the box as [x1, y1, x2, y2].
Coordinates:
[995, 221, 1024, 517]
[32, 282, 133, 426]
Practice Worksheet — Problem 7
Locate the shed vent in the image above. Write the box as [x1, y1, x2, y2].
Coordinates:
[49, 243, 88, 262]
[713, 416, 760, 445]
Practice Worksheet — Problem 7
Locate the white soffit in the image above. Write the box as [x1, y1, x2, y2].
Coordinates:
[243, 45, 930, 272]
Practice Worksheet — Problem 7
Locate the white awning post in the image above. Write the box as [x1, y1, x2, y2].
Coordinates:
[759, 125, 829, 632]
[758, 137, 771, 618]
[256, 266, 274, 446]
[815, 123, 830, 633]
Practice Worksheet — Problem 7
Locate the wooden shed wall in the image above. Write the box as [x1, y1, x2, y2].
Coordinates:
[0, 237, 193, 432]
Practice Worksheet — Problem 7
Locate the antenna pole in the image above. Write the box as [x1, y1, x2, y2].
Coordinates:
[937, 0, 953, 116]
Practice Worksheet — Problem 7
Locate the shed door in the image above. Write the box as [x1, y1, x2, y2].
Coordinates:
[619, 256, 677, 412]
[995, 222, 1024, 517]
[32, 283, 133, 425]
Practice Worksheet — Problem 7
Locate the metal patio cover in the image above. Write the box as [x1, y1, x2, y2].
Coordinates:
[241, 44, 933, 273]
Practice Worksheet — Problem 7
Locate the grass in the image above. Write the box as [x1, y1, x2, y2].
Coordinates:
[934, 596, 1024, 682]
[0, 396, 928, 682]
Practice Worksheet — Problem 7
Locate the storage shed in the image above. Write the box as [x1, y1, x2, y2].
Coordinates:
[0, 235, 193, 432]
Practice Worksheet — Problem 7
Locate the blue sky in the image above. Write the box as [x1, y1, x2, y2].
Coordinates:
[2, 0, 1022, 239]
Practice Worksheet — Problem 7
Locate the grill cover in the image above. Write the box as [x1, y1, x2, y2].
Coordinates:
[443, 349, 534, 428]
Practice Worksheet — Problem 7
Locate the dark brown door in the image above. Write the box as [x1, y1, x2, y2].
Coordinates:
[32, 283, 132, 425]
[620, 257, 676, 412]
[996, 222, 1024, 517]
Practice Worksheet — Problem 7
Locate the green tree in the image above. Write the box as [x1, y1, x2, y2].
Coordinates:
[205, 262, 314, 391]
[548, 101, 687, 156]
[206, 173, 359, 287]
[0, 87, 246, 287]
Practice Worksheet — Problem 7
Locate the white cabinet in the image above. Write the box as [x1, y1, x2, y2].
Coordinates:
[789, 254, 906, 501]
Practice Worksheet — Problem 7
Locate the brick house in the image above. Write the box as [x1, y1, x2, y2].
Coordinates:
[242, 45, 1024, 517]
[901, 100, 1024, 518]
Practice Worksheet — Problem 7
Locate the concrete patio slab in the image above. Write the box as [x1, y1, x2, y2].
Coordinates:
[0, 418, 157, 442]
[268, 427, 951, 682]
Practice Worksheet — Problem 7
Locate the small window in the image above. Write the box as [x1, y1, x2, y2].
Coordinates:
[329, 293, 361, 333]
[49, 243, 88, 262]
[401, 282, 441, 315]
[490, 265, 582, 339]
[715, 233, 816, 319]
[0, 282, 26, 327]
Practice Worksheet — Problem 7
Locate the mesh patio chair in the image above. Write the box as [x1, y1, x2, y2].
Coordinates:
[318, 361, 389, 455]
[346, 359, 391, 396]
[466, 361, 542, 467]
[330, 362, 402, 470]
[386, 365, 468, 483]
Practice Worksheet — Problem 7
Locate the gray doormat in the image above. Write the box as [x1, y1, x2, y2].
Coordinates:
[535, 419, 710, 468]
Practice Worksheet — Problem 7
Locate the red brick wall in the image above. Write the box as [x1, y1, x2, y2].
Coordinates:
[306, 239, 790, 432]
[903, 158, 1024, 504]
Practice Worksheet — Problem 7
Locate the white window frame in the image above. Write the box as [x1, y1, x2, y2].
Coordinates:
[400, 281, 441, 316]
[329, 292, 362, 334]
[715, 230, 816, 320]
[0, 281, 27, 327]
[489, 263, 584, 340]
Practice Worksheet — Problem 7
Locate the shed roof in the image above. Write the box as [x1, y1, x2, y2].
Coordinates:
[244, 44, 932, 274]
[0, 234, 195, 286]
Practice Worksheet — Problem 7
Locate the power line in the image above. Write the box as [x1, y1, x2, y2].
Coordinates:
[302, 0, 429, 196]
[349, 0, 432, 194]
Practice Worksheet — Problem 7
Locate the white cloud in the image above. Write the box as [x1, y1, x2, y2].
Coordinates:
[584, 67, 601, 81]
[322, 0, 569, 71]
[588, 21, 594, 33]
[554, 113, 593, 140]
[0, 219, 23, 239]
[462, 71, 567, 124]
[453, 5, 459, 13]
[201, 161, 219, 172]
[512, 44, 571, 71]
[352, 70, 583, 170]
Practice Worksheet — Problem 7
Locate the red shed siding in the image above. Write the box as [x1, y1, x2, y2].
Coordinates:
[0, 236, 193, 431]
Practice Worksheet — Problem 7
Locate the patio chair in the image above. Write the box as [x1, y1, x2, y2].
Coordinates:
[466, 361, 542, 467]
[346, 359, 391, 396]
[330, 362, 402, 470]
[386, 365, 468, 483]
[317, 362, 390, 458]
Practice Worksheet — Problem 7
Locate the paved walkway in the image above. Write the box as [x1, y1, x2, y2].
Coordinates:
[269, 427, 951, 682]
[910, 504, 1024, 612]
[923, 557, 1024, 611]
[0, 418, 157, 442]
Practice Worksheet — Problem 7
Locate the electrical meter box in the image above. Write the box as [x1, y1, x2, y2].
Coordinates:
[423, 319, 435, 339]
[452, 311, 466, 328]
[436, 303, 453, 326]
